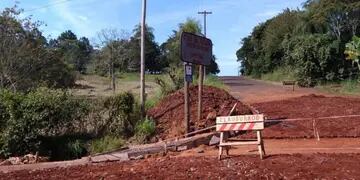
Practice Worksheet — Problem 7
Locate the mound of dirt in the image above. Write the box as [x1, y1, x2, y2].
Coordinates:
[147, 86, 252, 139]
[252, 95, 360, 138]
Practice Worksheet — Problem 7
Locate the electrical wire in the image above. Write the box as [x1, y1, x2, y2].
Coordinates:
[23, 0, 76, 12]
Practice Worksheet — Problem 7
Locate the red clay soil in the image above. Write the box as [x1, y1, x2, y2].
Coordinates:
[147, 86, 252, 139]
[252, 94, 360, 138]
[2, 153, 360, 179]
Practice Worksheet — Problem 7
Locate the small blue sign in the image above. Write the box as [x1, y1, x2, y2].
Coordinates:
[185, 64, 193, 83]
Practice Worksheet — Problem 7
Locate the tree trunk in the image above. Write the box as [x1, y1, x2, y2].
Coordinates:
[111, 61, 115, 93]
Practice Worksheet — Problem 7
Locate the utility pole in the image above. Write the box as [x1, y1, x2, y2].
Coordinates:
[197, 10, 212, 122]
[140, 0, 146, 119]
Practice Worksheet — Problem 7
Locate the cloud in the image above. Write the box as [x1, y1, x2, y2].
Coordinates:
[49, 0, 93, 37]
[77, 15, 88, 22]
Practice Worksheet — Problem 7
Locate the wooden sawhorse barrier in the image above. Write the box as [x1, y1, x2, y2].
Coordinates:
[216, 114, 266, 160]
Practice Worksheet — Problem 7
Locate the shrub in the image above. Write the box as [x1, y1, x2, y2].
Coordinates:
[204, 74, 228, 90]
[89, 136, 125, 154]
[0, 88, 89, 157]
[282, 34, 343, 87]
[134, 117, 156, 143]
[103, 92, 135, 137]
[40, 135, 89, 161]
[154, 77, 176, 96]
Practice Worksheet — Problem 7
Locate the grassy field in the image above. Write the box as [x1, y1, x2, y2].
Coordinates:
[70, 73, 162, 98]
[260, 67, 296, 82]
[247, 68, 360, 96]
[317, 79, 360, 96]
[70, 73, 228, 107]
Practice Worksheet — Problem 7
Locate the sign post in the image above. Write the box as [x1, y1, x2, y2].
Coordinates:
[216, 114, 266, 160]
[181, 32, 212, 135]
[184, 63, 192, 135]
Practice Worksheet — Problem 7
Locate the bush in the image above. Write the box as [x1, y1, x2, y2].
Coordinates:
[260, 66, 296, 82]
[89, 136, 125, 154]
[40, 135, 89, 161]
[0, 88, 89, 157]
[135, 118, 156, 137]
[282, 34, 341, 87]
[204, 74, 228, 90]
[134, 117, 156, 143]
[103, 92, 135, 137]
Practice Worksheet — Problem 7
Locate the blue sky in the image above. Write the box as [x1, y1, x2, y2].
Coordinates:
[0, 0, 304, 76]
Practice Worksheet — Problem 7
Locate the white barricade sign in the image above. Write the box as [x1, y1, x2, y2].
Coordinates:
[216, 114, 266, 160]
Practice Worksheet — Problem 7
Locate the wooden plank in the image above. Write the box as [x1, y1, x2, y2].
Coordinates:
[219, 141, 260, 146]
[283, 81, 296, 85]
[216, 122, 264, 131]
[216, 114, 264, 124]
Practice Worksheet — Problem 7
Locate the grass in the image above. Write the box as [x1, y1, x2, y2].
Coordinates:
[203, 74, 228, 90]
[260, 67, 296, 82]
[117, 72, 163, 82]
[89, 136, 125, 154]
[318, 79, 360, 96]
[71, 74, 161, 98]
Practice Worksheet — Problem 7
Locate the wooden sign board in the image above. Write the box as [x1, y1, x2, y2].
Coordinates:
[216, 114, 264, 124]
[216, 122, 264, 132]
[180, 32, 212, 66]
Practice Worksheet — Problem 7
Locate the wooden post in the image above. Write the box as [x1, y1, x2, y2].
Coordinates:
[218, 132, 224, 160]
[257, 131, 264, 159]
[184, 63, 190, 135]
[198, 65, 203, 122]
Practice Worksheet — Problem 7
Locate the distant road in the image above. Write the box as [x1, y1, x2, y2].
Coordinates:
[220, 76, 326, 103]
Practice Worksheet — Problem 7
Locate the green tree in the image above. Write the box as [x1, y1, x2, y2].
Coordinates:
[95, 28, 130, 91]
[54, 30, 93, 73]
[237, 0, 360, 83]
[127, 25, 162, 73]
[345, 36, 360, 70]
[0, 6, 75, 91]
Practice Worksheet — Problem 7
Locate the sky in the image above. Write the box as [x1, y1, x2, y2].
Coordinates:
[0, 0, 304, 76]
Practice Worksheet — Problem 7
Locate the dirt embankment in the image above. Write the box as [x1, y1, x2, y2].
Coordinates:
[147, 86, 252, 139]
[252, 94, 360, 138]
[2, 153, 360, 179]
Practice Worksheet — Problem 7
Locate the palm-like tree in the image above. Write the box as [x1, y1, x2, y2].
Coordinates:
[345, 36, 360, 71]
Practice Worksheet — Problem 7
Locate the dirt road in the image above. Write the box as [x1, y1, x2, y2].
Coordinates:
[220, 76, 326, 103]
[2, 153, 360, 179]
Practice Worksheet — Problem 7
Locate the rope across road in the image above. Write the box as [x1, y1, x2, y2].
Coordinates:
[265, 114, 360, 122]
[161, 114, 360, 143]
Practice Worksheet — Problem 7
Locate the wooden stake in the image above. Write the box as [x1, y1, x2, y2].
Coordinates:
[198, 65, 203, 122]
[184, 63, 190, 135]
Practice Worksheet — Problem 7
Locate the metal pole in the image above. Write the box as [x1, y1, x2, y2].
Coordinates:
[140, 0, 146, 119]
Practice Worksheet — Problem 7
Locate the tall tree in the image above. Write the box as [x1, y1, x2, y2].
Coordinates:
[95, 28, 129, 92]
[54, 30, 93, 73]
[0, 6, 75, 91]
[127, 25, 162, 73]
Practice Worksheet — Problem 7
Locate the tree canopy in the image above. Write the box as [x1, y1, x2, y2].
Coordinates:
[237, 0, 360, 86]
[0, 7, 75, 91]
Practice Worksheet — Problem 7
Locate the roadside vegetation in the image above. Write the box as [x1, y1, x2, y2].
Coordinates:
[0, 5, 224, 161]
[237, 0, 360, 90]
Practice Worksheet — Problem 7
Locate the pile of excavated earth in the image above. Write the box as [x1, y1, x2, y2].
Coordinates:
[252, 94, 360, 138]
[147, 85, 252, 139]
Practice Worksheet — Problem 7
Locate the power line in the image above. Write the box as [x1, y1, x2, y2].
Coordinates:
[23, 0, 76, 12]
